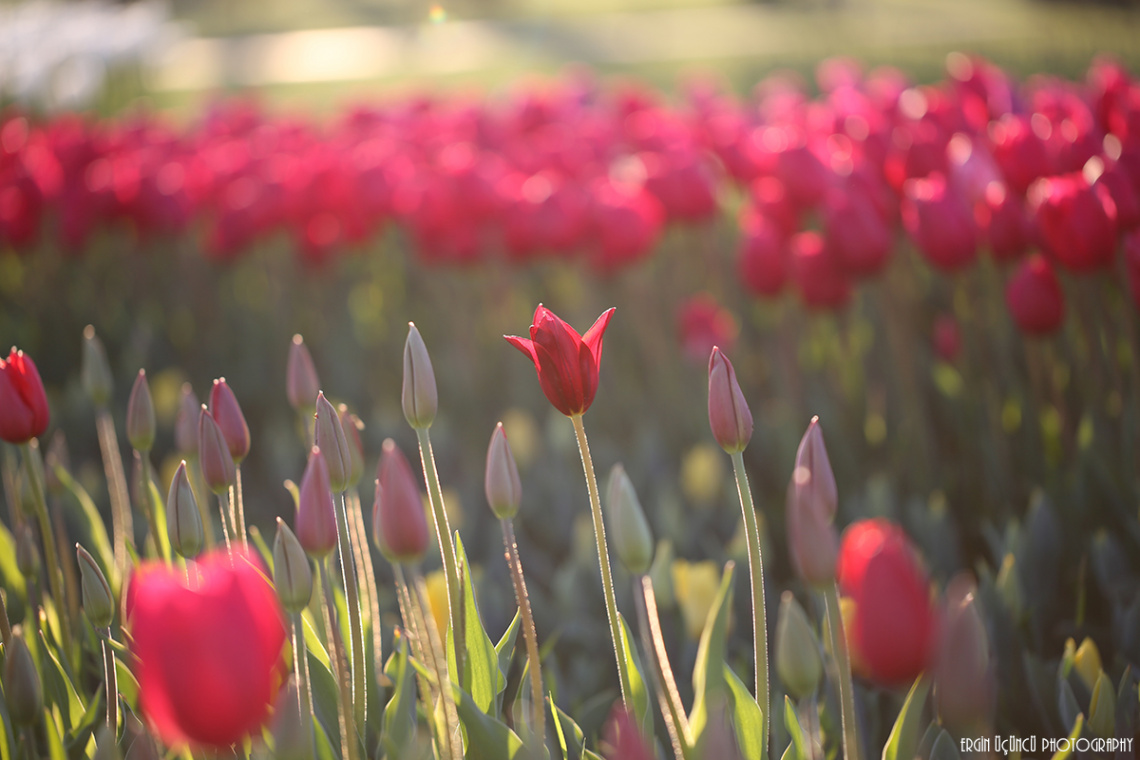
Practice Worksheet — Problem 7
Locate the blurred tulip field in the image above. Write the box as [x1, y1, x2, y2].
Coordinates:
[3, 0, 1140, 757]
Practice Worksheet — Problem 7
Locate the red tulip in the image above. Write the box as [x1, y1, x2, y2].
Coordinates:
[506, 304, 615, 417]
[975, 182, 1033, 262]
[677, 294, 737, 363]
[373, 440, 430, 563]
[901, 173, 978, 271]
[789, 231, 851, 310]
[737, 207, 788, 297]
[1006, 254, 1066, 335]
[837, 519, 937, 687]
[209, 378, 251, 463]
[128, 549, 286, 749]
[1028, 172, 1117, 272]
[601, 706, 655, 760]
[0, 348, 49, 444]
[296, 446, 338, 559]
[824, 187, 893, 277]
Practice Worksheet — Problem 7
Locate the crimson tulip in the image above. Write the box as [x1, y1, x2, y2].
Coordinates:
[789, 231, 851, 310]
[737, 207, 788, 297]
[901, 172, 978, 271]
[128, 549, 286, 749]
[506, 304, 615, 417]
[837, 519, 937, 687]
[0, 348, 49, 444]
[1006, 254, 1066, 335]
[373, 439, 430, 563]
[1028, 172, 1117, 272]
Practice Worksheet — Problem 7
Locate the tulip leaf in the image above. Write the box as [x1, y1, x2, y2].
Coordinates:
[928, 729, 961, 760]
[307, 650, 343, 755]
[496, 608, 523, 712]
[617, 613, 651, 738]
[0, 684, 13, 760]
[64, 685, 103, 759]
[724, 665, 765, 760]
[688, 561, 735, 742]
[37, 630, 85, 731]
[249, 524, 274, 572]
[44, 708, 67, 760]
[451, 683, 523, 760]
[1049, 713, 1084, 760]
[302, 611, 332, 670]
[114, 657, 139, 712]
[380, 639, 417, 760]
[53, 464, 118, 592]
[882, 675, 931, 760]
[1057, 678, 1082, 734]
[446, 535, 502, 716]
[0, 521, 26, 601]
[550, 698, 585, 760]
[783, 696, 809, 760]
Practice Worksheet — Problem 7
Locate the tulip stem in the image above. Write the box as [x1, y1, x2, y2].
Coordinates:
[21, 442, 71, 649]
[500, 519, 546, 747]
[101, 629, 118, 733]
[217, 497, 233, 554]
[234, 468, 248, 548]
[392, 563, 443, 755]
[335, 492, 367, 731]
[637, 575, 693, 760]
[95, 410, 134, 580]
[188, 457, 216, 550]
[0, 588, 11, 648]
[136, 454, 167, 564]
[823, 583, 860, 760]
[414, 428, 466, 685]
[291, 612, 318, 760]
[569, 414, 633, 707]
[730, 450, 770, 739]
[346, 489, 385, 686]
[317, 559, 361, 760]
[408, 564, 463, 760]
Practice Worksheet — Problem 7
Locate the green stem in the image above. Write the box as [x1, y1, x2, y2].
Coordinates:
[21, 443, 71, 649]
[0, 587, 11, 648]
[823, 583, 860, 760]
[730, 450, 769, 746]
[217, 495, 233, 554]
[292, 612, 318, 760]
[347, 489, 385, 686]
[637, 575, 692, 760]
[408, 564, 463, 760]
[136, 454, 166, 564]
[393, 563, 444, 758]
[235, 467, 248, 549]
[335, 492, 367, 730]
[95, 410, 133, 579]
[187, 456, 216, 550]
[569, 414, 633, 707]
[318, 559, 361, 760]
[102, 631, 117, 733]
[414, 428, 465, 681]
[501, 519, 546, 747]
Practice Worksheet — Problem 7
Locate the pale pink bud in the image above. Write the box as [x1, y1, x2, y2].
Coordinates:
[402, 323, 438, 430]
[374, 440, 430, 563]
[287, 334, 320, 412]
[934, 575, 994, 734]
[198, 407, 236, 495]
[707, 346, 753, 454]
[314, 392, 350, 493]
[787, 417, 840, 587]
[484, 423, 522, 520]
[210, 378, 251, 463]
[296, 446, 338, 559]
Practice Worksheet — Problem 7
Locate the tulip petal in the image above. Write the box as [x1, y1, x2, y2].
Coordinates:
[582, 307, 616, 364]
[504, 335, 539, 364]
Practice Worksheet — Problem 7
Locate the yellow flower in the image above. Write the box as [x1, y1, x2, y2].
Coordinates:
[424, 569, 449, 638]
[680, 443, 725, 508]
[1073, 637, 1103, 691]
[671, 559, 721, 639]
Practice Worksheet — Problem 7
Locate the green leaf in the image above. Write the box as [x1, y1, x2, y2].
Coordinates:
[307, 649, 342, 756]
[0, 676, 14, 760]
[549, 699, 584, 760]
[64, 685, 102, 760]
[147, 473, 173, 564]
[381, 638, 417, 760]
[928, 729, 960, 760]
[250, 524, 274, 572]
[53, 464, 118, 592]
[0, 521, 27, 600]
[114, 658, 139, 712]
[783, 696, 808, 760]
[688, 562, 736, 742]
[37, 629, 85, 731]
[1057, 678, 1082, 733]
[882, 676, 930, 760]
[617, 613, 651, 738]
[495, 609, 522, 715]
[44, 708, 67, 760]
[452, 684, 523, 760]
[446, 535, 502, 715]
[1050, 713, 1084, 760]
[724, 665, 765, 760]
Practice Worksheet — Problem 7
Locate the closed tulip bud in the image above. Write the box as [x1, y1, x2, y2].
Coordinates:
[1088, 670, 1116, 739]
[314, 393, 350, 494]
[338, 405, 364, 489]
[287, 335, 320, 413]
[274, 518, 313, 613]
[648, 540, 676, 610]
[787, 417, 840, 587]
[605, 464, 654, 575]
[126, 370, 156, 452]
[776, 591, 823, 699]
[209, 378, 251, 463]
[15, 524, 38, 578]
[166, 462, 203, 558]
[77, 544, 114, 627]
[484, 422, 522, 520]
[1073, 636, 1102, 691]
[402, 323, 438, 430]
[4, 630, 42, 726]
[81, 325, 113, 408]
[174, 384, 200, 456]
[297, 447, 338, 559]
[374, 440, 430, 563]
[198, 408, 236, 495]
[708, 346, 753, 454]
[933, 576, 994, 734]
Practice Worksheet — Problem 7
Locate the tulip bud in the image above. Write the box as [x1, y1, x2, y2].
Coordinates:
[271, 678, 313, 760]
[93, 725, 121, 760]
[209, 378, 251, 463]
[3, 630, 42, 726]
[708, 346, 753, 454]
[776, 591, 824, 699]
[605, 464, 654, 575]
[339, 405, 364, 489]
[77, 544, 115, 628]
[15, 524, 38, 578]
[485, 422, 522, 521]
[297, 447, 338, 559]
[287, 334, 320, 413]
[126, 370, 156, 452]
[374, 440, 430, 563]
[1073, 636, 1102, 691]
[787, 417, 840, 587]
[81, 325, 113, 408]
[1088, 670, 1117, 740]
[933, 576, 994, 734]
[648, 540, 676, 610]
[174, 384, 200, 456]
[198, 407, 235, 495]
[402, 322, 438, 430]
[314, 393, 350, 494]
[166, 462, 204, 558]
[274, 518, 314, 613]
